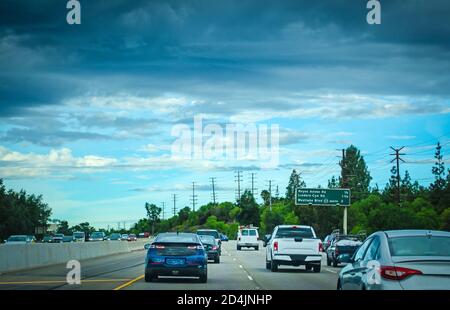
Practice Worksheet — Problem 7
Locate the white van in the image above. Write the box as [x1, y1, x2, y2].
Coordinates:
[237, 226, 259, 250]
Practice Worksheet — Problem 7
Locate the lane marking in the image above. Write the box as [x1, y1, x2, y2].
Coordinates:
[239, 264, 243, 269]
[113, 274, 144, 290]
[325, 268, 337, 273]
[247, 275, 253, 281]
[0, 279, 132, 285]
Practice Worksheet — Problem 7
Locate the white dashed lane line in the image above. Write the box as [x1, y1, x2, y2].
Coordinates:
[247, 275, 253, 281]
[325, 268, 338, 273]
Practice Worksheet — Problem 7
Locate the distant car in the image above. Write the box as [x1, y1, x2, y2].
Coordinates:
[41, 235, 52, 243]
[323, 235, 333, 251]
[121, 234, 129, 241]
[89, 232, 106, 241]
[128, 234, 137, 241]
[338, 230, 450, 290]
[144, 232, 208, 283]
[220, 234, 229, 242]
[51, 233, 64, 243]
[109, 233, 122, 241]
[327, 235, 363, 267]
[237, 227, 259, 250]
[5, 235, 29, 244]
[63, 235, 75, 242]
[199, 235, 220, 263]
[196, 229, 221, 255]
[73, 232, 85, 242]
[263, 234, 272, 247]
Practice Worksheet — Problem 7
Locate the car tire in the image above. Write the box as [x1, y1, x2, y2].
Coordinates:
[333, 260, 338, 267]
[337, 280, 343, 290]
[237, 245, 241, 251]
[313, 265, 321, 273]
[266, 260, 271, 270]
[326, 256, 331, 266]
[305, 265, 312, 271]
[214, 256, 220, 264]
[199, 273, 208, 283]
[270, 260, 278, 272]
[255, 246, 259, 251]
[144, 273, 155, 282]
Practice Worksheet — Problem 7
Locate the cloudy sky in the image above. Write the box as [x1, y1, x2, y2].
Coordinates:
[1, 0, 449, 228]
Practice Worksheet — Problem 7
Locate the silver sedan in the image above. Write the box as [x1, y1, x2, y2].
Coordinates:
[337, 230, 450, 290]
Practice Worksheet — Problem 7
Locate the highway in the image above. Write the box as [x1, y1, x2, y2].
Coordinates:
[0, 241, 340, 290]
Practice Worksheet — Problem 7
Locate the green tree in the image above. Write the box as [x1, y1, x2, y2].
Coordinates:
[145, 203, 162, 235]
[340, 145, 372, 202]
[430, 142, 447, 210]
[237, 190, 260, 225]
[57, 220, 71, 235]
[285, 169, 306, 205]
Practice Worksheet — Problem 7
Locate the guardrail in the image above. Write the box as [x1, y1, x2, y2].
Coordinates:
[0, 239, 152, 273]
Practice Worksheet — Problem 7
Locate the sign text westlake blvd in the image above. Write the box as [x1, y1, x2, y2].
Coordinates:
[295, 188, 351, 206]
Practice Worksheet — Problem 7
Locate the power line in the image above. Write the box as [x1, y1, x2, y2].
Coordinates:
[390, 146, 406, 206]
[210, 177, 218, 205]
[190, 182, 198, 211]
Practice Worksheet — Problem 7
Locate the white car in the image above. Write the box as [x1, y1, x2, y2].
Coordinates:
[265, 225, 323, 273]
[237, 227, 259, 250]
[4, 235, 29, 244]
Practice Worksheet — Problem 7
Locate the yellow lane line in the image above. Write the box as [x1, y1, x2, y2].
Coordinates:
[0, 279, 133, 285]
[113, 274, 144, 290]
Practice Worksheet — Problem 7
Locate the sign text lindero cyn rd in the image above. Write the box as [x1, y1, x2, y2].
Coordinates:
[295, 188, 351, 206]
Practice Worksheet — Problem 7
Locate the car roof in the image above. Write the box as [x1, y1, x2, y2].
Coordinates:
[277, 225, 312, 229]
[197, 229, 218, 231]
[10, 235, 27, 238]
[383, 230, 450, 238]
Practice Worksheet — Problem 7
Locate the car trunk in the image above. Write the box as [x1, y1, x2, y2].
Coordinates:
[156, 243, 199, 256]
[278, 238, 317, 255]
[392, 256, 450, 290]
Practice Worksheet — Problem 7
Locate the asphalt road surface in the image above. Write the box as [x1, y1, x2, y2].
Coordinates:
[0, 241, 341, 290]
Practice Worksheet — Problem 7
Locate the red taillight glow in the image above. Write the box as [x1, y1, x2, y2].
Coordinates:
[319, 242, 323, 252]
[155, 244, 165, 249]
[274, 241, 278, 251]
[380, 266, 422, 281]
[212, 246, 218, 250]
[292, 226, 297, 229]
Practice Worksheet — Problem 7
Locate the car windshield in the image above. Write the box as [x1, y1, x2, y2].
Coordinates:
[197, 230, 219, 238]
[389, 236, 450, 257]
[156, 234, 199, 244]
[242, 229, 257, 236]
[129, 234, 136, 237]
[73, 233, 84, 238]
[199, 235, 216, 245]
[8, 236, 27, 242]
[275, 227, 314, 239]
[91, 233, 103, 238]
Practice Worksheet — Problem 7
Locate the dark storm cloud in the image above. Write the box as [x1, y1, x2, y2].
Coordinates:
[0, 0, 449, 116]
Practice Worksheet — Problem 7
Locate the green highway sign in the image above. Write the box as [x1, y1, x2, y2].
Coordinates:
[295, 188, 351, 206]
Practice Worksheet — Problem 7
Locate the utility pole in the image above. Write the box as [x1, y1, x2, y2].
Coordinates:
[390, 146, 405, 206]
[275, 185, 279, 199]
[117, 222, 120, 230]
[172, 194, 177, 216]
[210, 177, 217, 205]
[161, 202, 166, 220]
[266, 180, 274, 211]
[235, 171, 243, 206]
[190, 182, 198, 211]
[250, 173, 258, 199]
[123, 221, 126, 231]
[339, 148, 348, 235]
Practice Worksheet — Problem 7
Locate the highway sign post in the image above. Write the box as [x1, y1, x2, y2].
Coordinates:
[295, 188, 351, 234]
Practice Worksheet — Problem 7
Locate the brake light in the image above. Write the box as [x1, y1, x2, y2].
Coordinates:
[380, 266, 422, 281]
[319, 242, 323, 252]
[187, 245, 203, 250]
[153, 244, 165, 249]
[274, 241, 278, 251]
[335, 248, 340, 256]
[292, 226, 297, 229]
[212, 246, 218, 250]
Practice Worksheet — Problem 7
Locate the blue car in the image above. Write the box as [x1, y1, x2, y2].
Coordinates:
[145, 232, 208, 283]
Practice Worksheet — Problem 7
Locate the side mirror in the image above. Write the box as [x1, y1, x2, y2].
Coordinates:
[144, 243, 151, 250]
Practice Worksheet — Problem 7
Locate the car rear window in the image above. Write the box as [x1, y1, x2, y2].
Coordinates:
[275, 227, 314, 239]
[389, 236, 450, 257]
[199, 235, 216, 244]
[242, 229, 257, 236]
[8, 236, 27, 242]
[197, 230, 219, 238]
[157, 234, 200, 244]
[73, 233, 84, 238]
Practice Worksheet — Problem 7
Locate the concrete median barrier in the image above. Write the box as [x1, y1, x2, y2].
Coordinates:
[0, 239, 152, 273]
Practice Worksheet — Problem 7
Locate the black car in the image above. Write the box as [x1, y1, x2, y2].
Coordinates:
[199, 235, 220, 263]
[326, 235, 363, 267]
[144, 232, 208, 283]
[196, 229, 222, 255]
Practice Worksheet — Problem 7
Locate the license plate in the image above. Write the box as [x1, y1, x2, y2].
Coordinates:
[166, 258, 185, 265]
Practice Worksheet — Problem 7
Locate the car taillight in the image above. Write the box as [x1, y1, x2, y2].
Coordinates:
[274, 241, 278, 251]
[212, 246, 218, 250]
[151, 244, 164, 249]
[187, 245, 203, 250]
[380, 266, 422, 281]
[319, 242, 323, 252]
[335, 248, 339, 256]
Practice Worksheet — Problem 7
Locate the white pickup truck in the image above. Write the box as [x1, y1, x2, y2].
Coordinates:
[265, 225, 323, 273]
